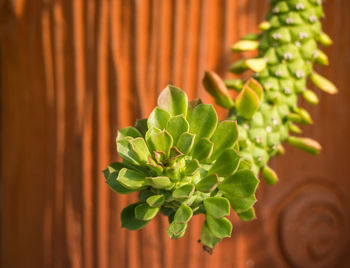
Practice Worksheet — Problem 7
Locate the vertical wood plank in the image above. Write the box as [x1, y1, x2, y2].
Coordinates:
[1, 0, 350, 267]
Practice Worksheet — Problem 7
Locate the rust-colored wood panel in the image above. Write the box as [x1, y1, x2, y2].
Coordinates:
[1, 0, 349, 267]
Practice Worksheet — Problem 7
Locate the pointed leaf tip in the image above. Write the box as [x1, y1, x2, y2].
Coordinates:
[204, 197, 230, 218]
[318, 32, 333, 46]
[147, 107, 170, 130]
[262, 165, 279, 185]
[288, 136, 322, 155]
[206, 215, 232, 239]
[245, 58, 267, 72]
[311, 72, 338, 94]
[174, 204, 193, 224]
[244, 78, 263, 100]
[236, 86, 260, 119]
[202, 71, 234, 109]
[259, 21, 271, 30]
[237, 207, 256, 222]
[232, 40, 259, 52]
[158, 85, 188, 116]
[302, 89, 319, 105]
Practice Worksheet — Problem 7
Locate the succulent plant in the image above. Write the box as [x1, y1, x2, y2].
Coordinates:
[204, 0, 337, 182]
[104, 85, 260, 252]
[104, 0, 337, 254]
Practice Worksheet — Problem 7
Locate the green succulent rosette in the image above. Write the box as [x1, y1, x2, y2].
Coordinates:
[204, 0, 337, 183]
[104, 85, 260, 252]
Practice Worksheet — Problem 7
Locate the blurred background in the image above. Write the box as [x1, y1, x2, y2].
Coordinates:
[1, 0, 350, 267]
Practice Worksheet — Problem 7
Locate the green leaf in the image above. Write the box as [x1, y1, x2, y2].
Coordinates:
[158, 85, 188, 116]
[315, 49, 329, 66]
[121, 202, 150, 230]
[147, 107, 170, 130]
[167, 222, 187, 239]
[259, 20, 271, 30]
[192, 138, 214, 162]
[189, 104, 218, 142]
[117, 168, 147, 190]
[218, 169, 259, 198]
[262, 165, 279, 185]
[195, 174, 219, 193]
[302, 89, 319, 105]
[176, 132, 196, 155]
[225, 194, 257, 213]
[202, 71, 234, 109]
[135, 118, 148, 136]
[146, 176, 173, 189]
[146, 195, 165, 208]
[236, 86, 260, 119]
[230, 59, 248, 74]
[287, 136, 321, 155]
[237, 207, 256, 222]
[104, 162, 135, 194]
[146, 129, 173, 157]
[186, 98, 203, 121]
[129, 138, 152, 164]
[206, 215, 232, 239]
[165, 115, 189, 144]
[297, 108, 313, 125]
[318, 32, 332, 46]
[135, 203, 159, 221]
[184, 159, 200, 176]
[174, 204, 193, 224]
[172, 184, 195, 200]
[310, 72, 338, 94]
[289, 123, 302, 134]
[204, 197, 230, 218]
[224, 79, 244, 91]
[232, 40, 259, 52]
[200, 221, 221, 251]
[209, 120, 238, 161]
[242, 33, 260, 41]
[208, 149, 241, 177]
[245, 78, 263, 100]
[245, 58, 266, 72]
[116, 138, 140, 165]
[145, 127, 161, 143]
[117, 127, 142, 141]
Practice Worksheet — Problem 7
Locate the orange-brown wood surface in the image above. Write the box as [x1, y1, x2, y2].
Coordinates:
[1, 0, 350, 267]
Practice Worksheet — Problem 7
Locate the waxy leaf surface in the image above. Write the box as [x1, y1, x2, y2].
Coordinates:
[218, 169, 259, 198]
[158, 85, 188, 116]
[117, 168, 147, 190]
[206, 215, 232, 239]
[204, 197, 230, 218]
[189, 104, 218, 142]
[121, 202, 150, 230]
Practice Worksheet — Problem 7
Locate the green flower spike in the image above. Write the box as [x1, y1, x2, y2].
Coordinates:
[104, 85, 260, 253]
[205, 0, 337, 180]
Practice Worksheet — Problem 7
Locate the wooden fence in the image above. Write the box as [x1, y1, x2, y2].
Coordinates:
[1, 0, 350, 267]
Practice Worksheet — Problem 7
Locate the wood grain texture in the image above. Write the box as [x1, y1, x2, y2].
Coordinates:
[1, 0, 350, 267]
